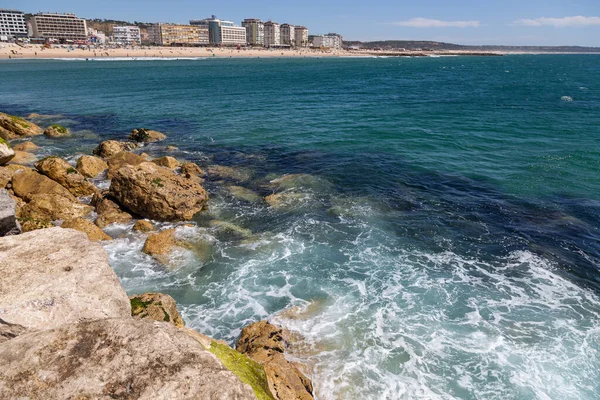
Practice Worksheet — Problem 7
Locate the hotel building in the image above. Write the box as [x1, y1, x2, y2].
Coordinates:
[148, 23, 206, 46]
[263, 21, 280, 46]
[191, 16, 245, 46]
[280, 24, 295, 47]
[0, 9, 27, 41]
[241, 18, 264, 46]
[312, 33, 343, 49]
[113, 26, 141, 46]
[30, 12, 87, 42]
[294, 26, 309, 47]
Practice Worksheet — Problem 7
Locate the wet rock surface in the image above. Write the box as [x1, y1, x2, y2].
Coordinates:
[129, 128, 167, 143]
[92, 140, 139, 159]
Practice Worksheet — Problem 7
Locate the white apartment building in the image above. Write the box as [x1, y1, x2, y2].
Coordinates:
[191, 17, 245, 45]
[88, 27, 106, 44]
[113, 26, 141, 46]
[263, 21, 280, 46]
[30, 12, 87, 42]
[280, 24, 295, 47]
[294, 26, 309, 47]
[313, 33, 343, 49]
[0, 9, 27, 41]
[242, 18, 264, 46]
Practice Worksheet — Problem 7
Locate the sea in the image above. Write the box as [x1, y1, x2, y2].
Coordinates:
[1, 55, 599, 399]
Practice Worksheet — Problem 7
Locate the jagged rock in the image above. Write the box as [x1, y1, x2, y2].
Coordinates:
[207, 165, 253, 182]
[152, 155, 181, 169]
[0, 318, 258, 400]
[62, 218, 111, 241]
[76, 155, 108, 178]
[181, 161, 205, 184]
[228, 185, 263, 203]
[0, 138, 14, 166]
[106, 151, 146, 179]
[0, 112, 43, 140]
[43, 124, 70, 138]
[0, 189, 20, 236]
[8, 150, 37, 165]
[11, 141, 39, 152]
[0, 228, 131, 331]
[140, 152, 151, 160]
[210, 220, 252, 240]
[0, 318, 26, 344]
[11, 169, 75, 201]
[129, 128, 167, 143]
[92, 140, 139, 159]
[265, 191, 310, 210]
[34, 156, 97, 197]
[130, 292, 185, 328]
[94, 196, 132, 228]
[133, 219, 154, 232]
[20, 194, 93, 226]
[237, 321, 314, 400]
[109, 162, 209, 222]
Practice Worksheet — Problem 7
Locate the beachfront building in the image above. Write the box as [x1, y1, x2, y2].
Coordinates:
[113, 26, 141, 46]
[192, 16, 245, 46]
[188, 20, 210, 45]
[87, 27, 106, 44]
[0, 9, 27, 42]
[241, 18, 264, 46]
[148, 23, 206, 46]
[263, 21, 280, 47]
[280, 24, 295, 47]
[295, 26, 309, 47]
[312, 33, 343, 49]
[30, 12, 88, 43]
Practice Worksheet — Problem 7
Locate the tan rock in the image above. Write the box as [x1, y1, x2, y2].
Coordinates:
[92, 140, 139, 159]
[0, 168, 11, 189]
[0, 318, 257, 400]
[228, 185, 263, 203]
[265, 191, 309, 210]
[43, 124, 70, 138]
[129, 128, 167, 143]
[0, 227, 131, 331]
[94, 196, 132, 228]
[20, 194, 93, 225]
[166, 145, 179, 151]
[181, 161, 205, 184]
[8, 150, 37, 165]
[34, 156, 97, 197]
[208, 164, 254, 182]
[142, 228, 178, 264]
[11, 169, 75, 201]
[210, 220, 252, 240]
[237, 321, 314, 400]
[129, 292, 185, 327]
[0, 319, 26, 344]
[0, 112, 43, 140]
[62, 217, 111, 241]
[140, 152, 151, 160]
[109, 162, 209, 221]
[133, 219, 154, 232]
[152, 155, 181, 169]
[76, 155, 108, 178]
[106, 151, 146, 179]
[11, 141, 39, 152]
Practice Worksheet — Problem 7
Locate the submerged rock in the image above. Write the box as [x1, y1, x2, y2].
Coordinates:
[129, 128, 167, 143]
[62, 217, 111, 241]
[152, 155, 181, 169]
[76, 155, 108, 178]
[0, 318, 258, 400]
[264, 191, 311, 210]
[92, 140, 139, 159]
[109, 162, 209, 221]
[11, 169, 74, 201]
[130, 292, 184, 328]
[12, 141, 39, 152]
[0, 227, 131, 331]
[133, 219, 154, 232]
[142, 228, 181, 264]
[0, 138, 14, 166]
[210, 220, 253, 240]
[35, 156, 97, 197]
[0, 189, 20, 236]
[237, 321, 314, 400]
[0, 112, 43, 140]
[43, 124, 70, 138]
[228, 185, 263, 203]
[207, 165, 254, 182]
[106, 151, 146, 179]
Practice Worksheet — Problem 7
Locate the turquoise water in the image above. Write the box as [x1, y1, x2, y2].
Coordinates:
[1, 56, 600, 399]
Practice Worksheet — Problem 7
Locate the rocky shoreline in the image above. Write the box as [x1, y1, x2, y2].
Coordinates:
[0, 112, 315, 399]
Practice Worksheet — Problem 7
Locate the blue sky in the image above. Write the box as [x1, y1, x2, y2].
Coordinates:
[6, 0, 600, 46]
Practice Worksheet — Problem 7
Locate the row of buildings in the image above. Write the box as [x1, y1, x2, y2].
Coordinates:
[0, 9, 343, 49]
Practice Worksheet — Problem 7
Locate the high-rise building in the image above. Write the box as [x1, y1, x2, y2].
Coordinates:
[113, 26, 141, 46]
[0, 9, 27, 42]
[30, 12, 87, 42]
[280, 24, 295, 47]
[312, 33, 343, 49]
[263, 21, 280, 46]
[191, 17, 245, 46]
[241, 18, 264, 46]
[188, 20, 210, 44]
[294, 26, 309, 47]
[148, 23, 204, 46]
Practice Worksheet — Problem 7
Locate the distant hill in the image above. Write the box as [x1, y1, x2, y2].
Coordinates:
[343, 40, 600, 53]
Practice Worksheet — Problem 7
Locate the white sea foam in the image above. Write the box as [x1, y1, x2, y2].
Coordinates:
[49, 57, 208, 62]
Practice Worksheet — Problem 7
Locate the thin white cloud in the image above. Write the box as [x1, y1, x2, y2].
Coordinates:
[394, 18, 480, 28]
[514, 16, 600, 28]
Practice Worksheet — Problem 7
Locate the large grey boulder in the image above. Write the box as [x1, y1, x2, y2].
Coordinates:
[0, 189, 20, 236]
[0, 318, 257, 400]
[0, 227, 130, 331]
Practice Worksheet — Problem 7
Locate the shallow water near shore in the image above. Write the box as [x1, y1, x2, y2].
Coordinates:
[1, 56, 600, 399]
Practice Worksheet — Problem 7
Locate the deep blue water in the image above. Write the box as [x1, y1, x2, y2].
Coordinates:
[1, 56, 600, 399]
